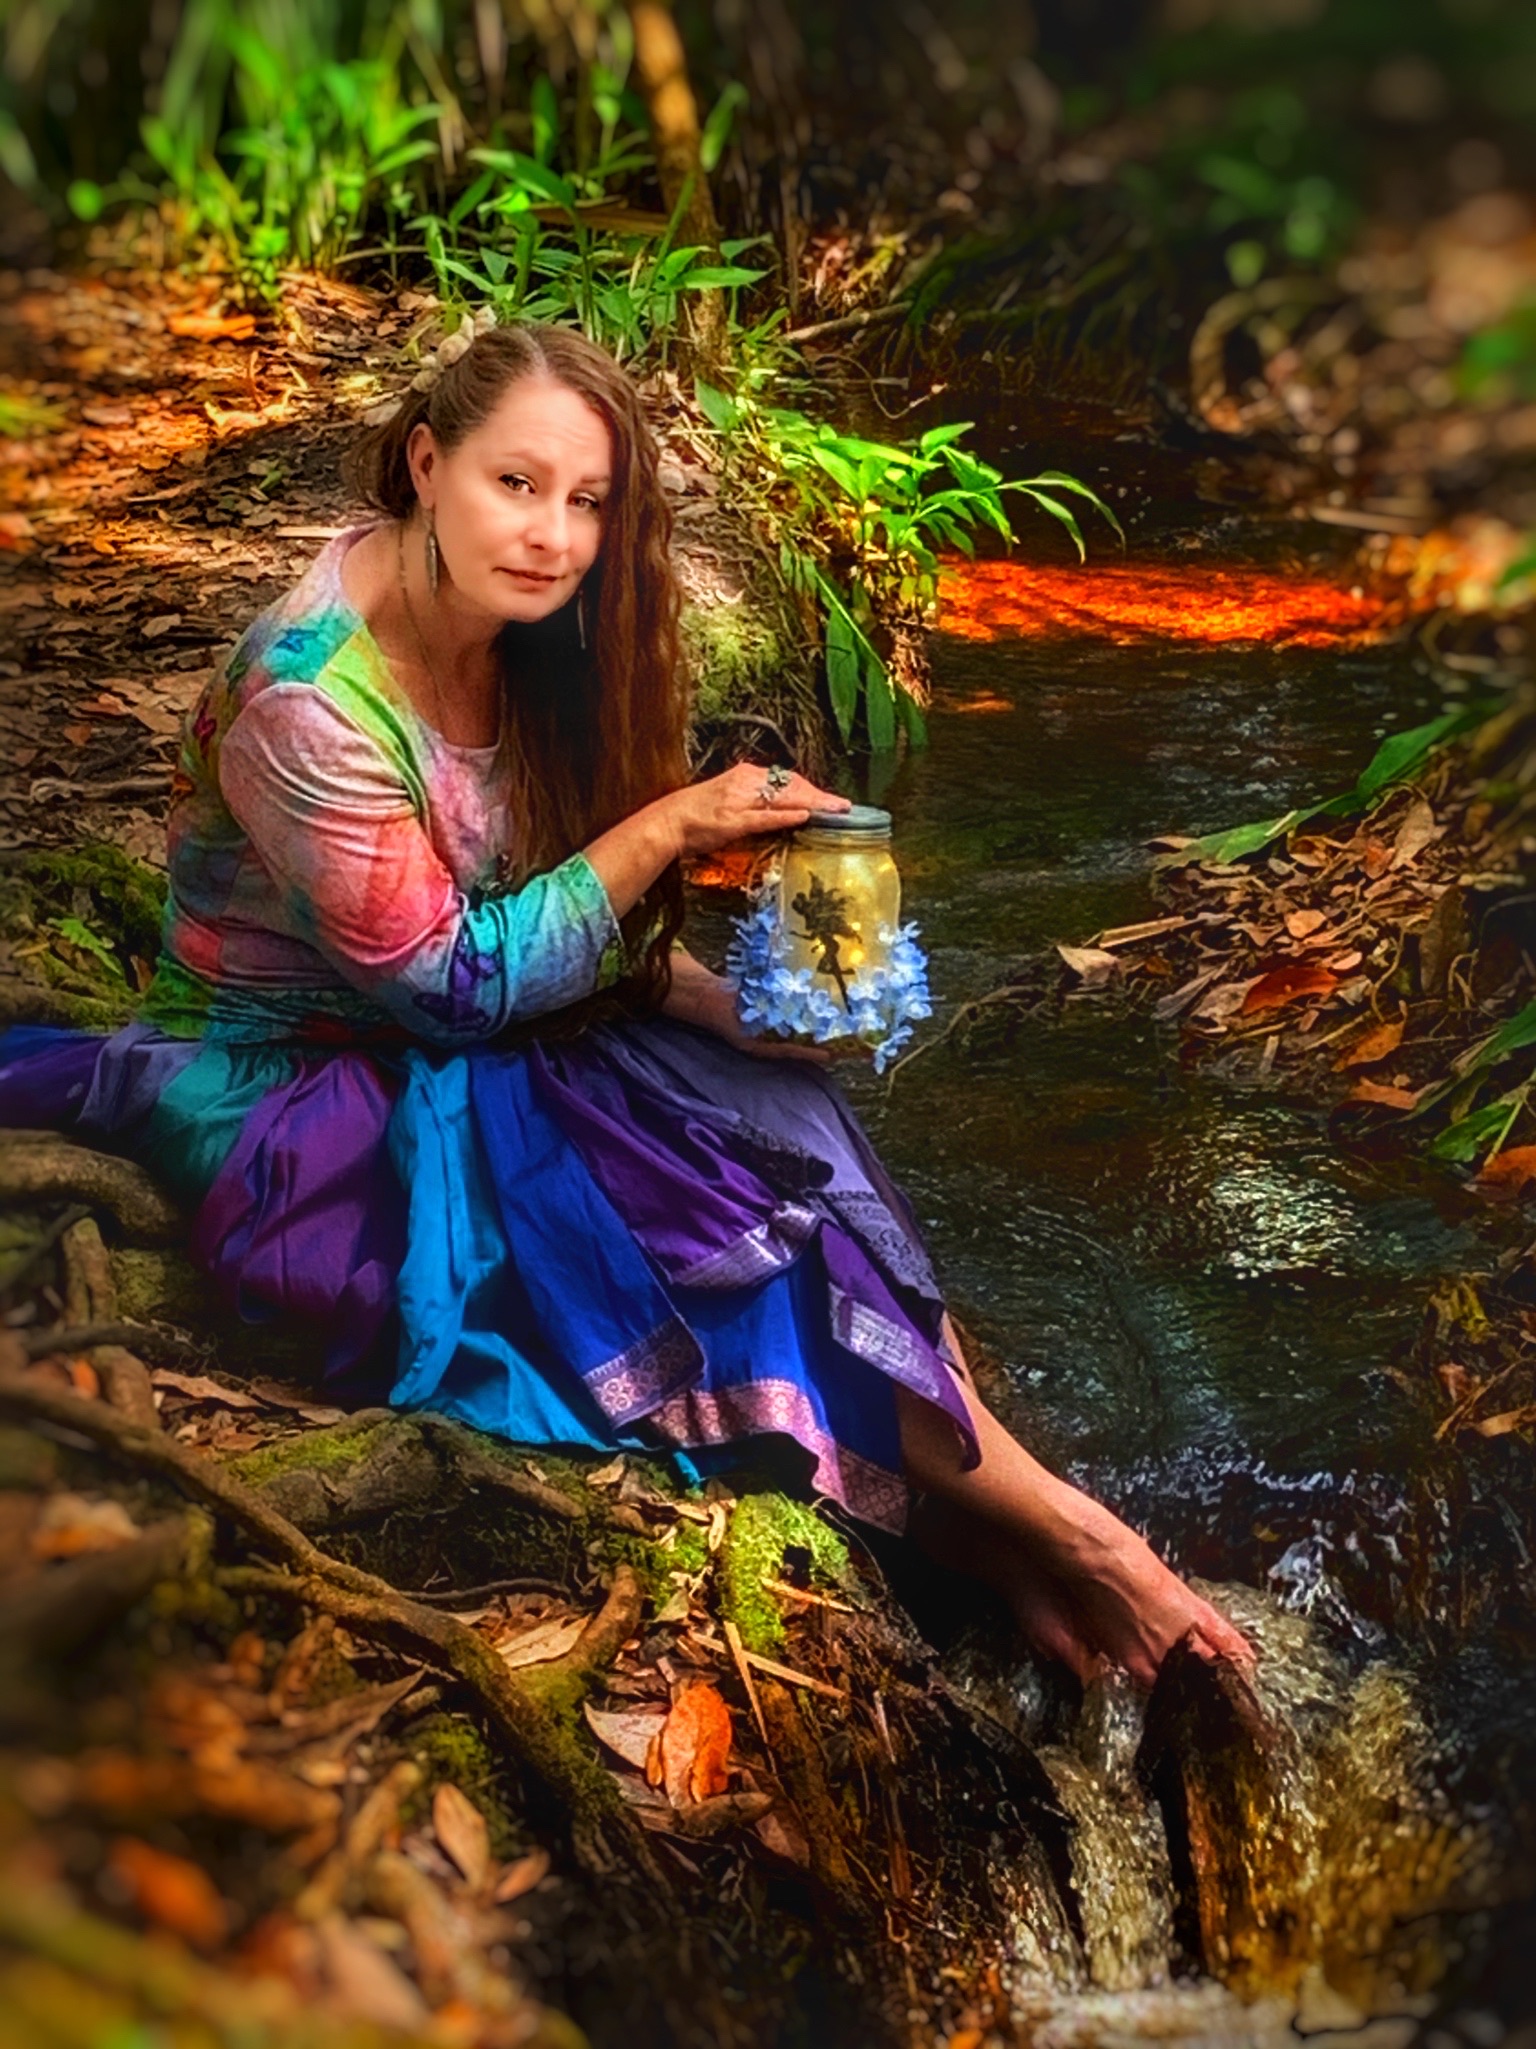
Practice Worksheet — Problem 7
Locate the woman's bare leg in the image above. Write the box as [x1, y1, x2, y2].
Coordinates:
[899, 1320, 1253, 1687]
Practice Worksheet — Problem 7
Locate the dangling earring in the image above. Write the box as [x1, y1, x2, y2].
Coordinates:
[425, 512, 440, 600]
[577, 586, 587, 652]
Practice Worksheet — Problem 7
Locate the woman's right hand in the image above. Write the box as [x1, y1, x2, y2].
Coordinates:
[665, 762, 850, 859]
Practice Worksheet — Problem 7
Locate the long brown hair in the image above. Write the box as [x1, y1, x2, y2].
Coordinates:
[347, 322, 689, 1023]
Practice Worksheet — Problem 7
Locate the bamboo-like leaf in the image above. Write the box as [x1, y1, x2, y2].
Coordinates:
[1018, 487, 1087, 560]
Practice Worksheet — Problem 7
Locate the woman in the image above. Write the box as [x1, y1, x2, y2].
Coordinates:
[0, 322, 1249, 1688]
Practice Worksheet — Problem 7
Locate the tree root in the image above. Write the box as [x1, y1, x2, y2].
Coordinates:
[0, 1514, 195, 1667]
[59, 1216, 160, 1428]
[0, 1133, 183, 1243]
[0, 1371, 662, 1877]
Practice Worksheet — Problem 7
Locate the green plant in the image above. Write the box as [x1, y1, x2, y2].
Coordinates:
[694, 383, 1122, 748]
[1156, 705, 1491, 870]
[417, 64, 764, 364]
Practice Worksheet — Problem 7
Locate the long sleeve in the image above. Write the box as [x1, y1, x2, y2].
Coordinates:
[219, 683, 621, 1044]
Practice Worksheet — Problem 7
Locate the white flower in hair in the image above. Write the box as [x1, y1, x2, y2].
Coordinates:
[410, 303, 499, 392]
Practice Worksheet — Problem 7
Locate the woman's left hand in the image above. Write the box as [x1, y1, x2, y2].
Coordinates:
[664, 950, 864, 1067]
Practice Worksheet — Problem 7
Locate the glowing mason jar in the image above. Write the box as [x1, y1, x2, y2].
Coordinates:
[776, 805, 900, 1007]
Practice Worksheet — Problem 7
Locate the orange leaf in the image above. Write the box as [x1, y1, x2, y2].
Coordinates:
[1347, 1078, 1422, 1110]
[656, 1680, 733, 1807]
[1284, 909, 1326, 940]
[108, 1836, 228, 1950]
[1241, 961, 1339, 1016]
[1335, 1016, 1405, 1071]
[167, 311, 258, 341]
[1475, 1146, 1536, 1199]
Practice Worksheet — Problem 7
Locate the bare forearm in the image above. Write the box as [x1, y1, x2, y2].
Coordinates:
[582, 798, 681, 920]
[660, 946, 723, 1025]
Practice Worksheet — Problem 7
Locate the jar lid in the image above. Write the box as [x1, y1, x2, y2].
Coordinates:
[799, 804, 892, 835]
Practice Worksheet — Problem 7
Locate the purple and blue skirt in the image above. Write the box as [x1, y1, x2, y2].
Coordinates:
[0, 1016, 974, 1529]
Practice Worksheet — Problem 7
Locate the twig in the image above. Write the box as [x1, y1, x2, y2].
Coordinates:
[780, 302, 911, 346]
[407, 1575, 570, 1606]
[21, 1321, 203, 1368]
[722, 1617, 769, 1747]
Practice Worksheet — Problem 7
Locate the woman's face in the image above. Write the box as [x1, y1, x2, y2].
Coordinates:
[408, 374, 612, 625]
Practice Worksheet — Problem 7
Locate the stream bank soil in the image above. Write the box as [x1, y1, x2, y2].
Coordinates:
[3, 258, 1536, 2045]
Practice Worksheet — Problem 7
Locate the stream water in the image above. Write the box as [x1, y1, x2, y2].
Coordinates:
[821, 553, 1536, 2042]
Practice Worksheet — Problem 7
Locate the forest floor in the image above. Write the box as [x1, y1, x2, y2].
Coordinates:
[2, 246, 1536, 2049]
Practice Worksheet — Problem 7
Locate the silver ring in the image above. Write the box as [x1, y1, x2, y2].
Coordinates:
[757, 763, 793, 807]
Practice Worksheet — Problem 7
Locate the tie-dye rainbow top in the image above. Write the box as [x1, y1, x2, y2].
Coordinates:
[143, 525, 624, 1045]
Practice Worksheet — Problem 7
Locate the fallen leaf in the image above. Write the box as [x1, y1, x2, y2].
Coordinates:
[432, 1782, 491, 1891]
[668, 1791, 774, 1839]
[108, 1837, 228, 1950]
[1242, 961, 1340, 1016]
[753, 1805, 812, 1867]
[1056, 943, 1120, 989]
[1335, 1017, 1406, 1070]
[1391, 797, 1439, 871]
[168, 311, 259, 341]
[1472, 1405, 1536, 1437]
[494, 1611, 585, 1670]
[1361, 839, 1393, 879]
[62, 722, 94, 747]
[1323, 949, 1364, 973]
[586, 1454, 627, 1488]
[81, 402, 135, 428]
[585, 1702, 668, 1773]
[316, 1914, 429, 2031]
[1475, 1147, 1536, 1199]
[142, 613, 182, 639]
[1347, 1078, 1423, 1110]
[492, 1848, 550, 1904]
[652, 1680, 733, 1807]
[1153, 965, 1223, 1021]
[31, 1492, 139, 1559]
[150, 1370, 263, 1409]
[1284, 909, 1327, 940]
[1436, 1362, 1474, 1405]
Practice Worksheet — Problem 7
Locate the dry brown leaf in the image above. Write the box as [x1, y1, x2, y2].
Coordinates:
[753, 1805, 812, 1868]
[494, 1611, 585, 1670]
[108, 1836, 229, 1950]
[1284, 908, 1327, 940]
[654, 1680, 733, 1807]
[1361, 839, 1393, 879]
[492, 1848, 551, 1904]
[1472, 1405, 1536, 1437]
[668, 1791, 774, 1839]
[432, 1782, 491, 1891]
[584, 1701, 668, 1773]
[150, 1370, 263, 1409]
[1056, 943, 1120, 988]
[1347, 1077, 1423, 1110]
[1335, 1016, 1406, 1070]
[316, 1914, 429, 2031]
[1241, 961, 1339, 1016]
[1323, 949, 1364, 973]
[1391, 797, 1439, 871]
[1436, 1362, 1475, 1405]
[30, 1492, 139, 1559]
[62, 722, 94, 748]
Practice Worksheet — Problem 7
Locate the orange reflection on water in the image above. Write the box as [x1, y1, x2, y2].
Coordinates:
[939, 558, 1410, 648]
